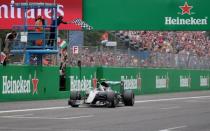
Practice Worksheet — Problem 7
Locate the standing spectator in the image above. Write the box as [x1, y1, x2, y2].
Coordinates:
[35, 16, 44, 46]
[48, 16, 68, 46]
[3, 30, 17, 66]
[59, 46, 68, 90]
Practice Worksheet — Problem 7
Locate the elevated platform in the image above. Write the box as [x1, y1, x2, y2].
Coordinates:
[11, 49, 58, 54]
[11, 49, 58, 65]
[10, 1, 60, 65]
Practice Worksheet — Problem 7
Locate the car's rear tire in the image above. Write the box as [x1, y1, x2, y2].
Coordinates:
[107, 91, 117, 108]
[68, 100, 79, 107]
[70, 91, 81, 100]
[123, 90, 135, 106]
[68, 91, 81, 107]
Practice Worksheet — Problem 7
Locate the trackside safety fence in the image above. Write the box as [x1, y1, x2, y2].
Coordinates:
[0, 65, 209, 102]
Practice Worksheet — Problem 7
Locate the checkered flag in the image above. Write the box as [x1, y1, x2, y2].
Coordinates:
[71, 18, 93, 30]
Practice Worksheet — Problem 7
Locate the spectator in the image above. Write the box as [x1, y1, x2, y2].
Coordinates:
[59, 47, 68, 91]
[35, 16, 44, 46]
[3, 30, 17, 65]
[48, 16, 68, 46]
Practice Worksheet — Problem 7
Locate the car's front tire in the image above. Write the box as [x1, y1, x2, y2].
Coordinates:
[68, 100, 79, 107]
[68, 91, 81, 107]
[107, 91, 117, 108]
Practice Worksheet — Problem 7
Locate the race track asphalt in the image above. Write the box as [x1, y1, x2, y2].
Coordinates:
[0, 91, 210, 131]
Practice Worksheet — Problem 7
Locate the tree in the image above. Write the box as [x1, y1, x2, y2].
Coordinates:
[84, 31, 106, 46]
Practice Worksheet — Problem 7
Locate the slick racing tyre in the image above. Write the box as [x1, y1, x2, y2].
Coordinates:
[107, 91, 117, 108]
[123, 90, 135, 106]
[70, 91, 81, 100]
[68, 91, 81, 107]
[68, 100, 79, 107]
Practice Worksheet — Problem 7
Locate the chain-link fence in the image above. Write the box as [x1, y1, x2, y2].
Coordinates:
[140, 52, 210, 69]
[5, 45, 210, 69]
[67, 46, 210, 69]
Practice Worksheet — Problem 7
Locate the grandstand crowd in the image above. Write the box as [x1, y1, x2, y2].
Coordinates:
[68, 48, 138, 67]
[1, 30, 210, 68]
[116, 31, 210, 57]
[67, 31, 210, 68]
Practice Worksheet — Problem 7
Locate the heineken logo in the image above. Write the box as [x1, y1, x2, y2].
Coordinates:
[180, 75, 191, 88]
[165, 2, 208, 25]
[2, 71, 39, 95]
[200, 76, 209, 87]
[32, 70, 39, 95]
[32, 78, 39, 95]
[179, 2, 193, 15]
[70, 76, 92, 91]
[165, 17, 207, 25]
[2, 75, 31, 94]
[121, 75, 141, 90]
[155, 75, 169, 89]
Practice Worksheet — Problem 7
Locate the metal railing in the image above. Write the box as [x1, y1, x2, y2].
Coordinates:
[6, 46, 210, 69]
[0, 38, 2, 52]
[12, 25, 57, 50]
[67, 47, 210, 69]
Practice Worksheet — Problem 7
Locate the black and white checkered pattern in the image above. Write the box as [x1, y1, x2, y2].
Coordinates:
[72, 18, 93, 30]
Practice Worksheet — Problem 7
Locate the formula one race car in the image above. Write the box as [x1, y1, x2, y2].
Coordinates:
[68, 80, 135, 108]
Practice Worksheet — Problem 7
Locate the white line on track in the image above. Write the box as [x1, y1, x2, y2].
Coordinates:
[3, 113, 33, 117]
[0, 95, 209, 114]
[0, 127, 90, 131]
[135, 95, 210, 103]
[0, 115, 94, 120]
[185, 99, 201, 102]
[160, 106, 180, 110]
[0, 106, 69, 114]
[159, 125, 187, 131]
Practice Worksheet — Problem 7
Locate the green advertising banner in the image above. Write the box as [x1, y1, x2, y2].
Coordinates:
[66, 67, 97, 93]
[83, 0, 210, 30]
[0, 65, 69, 102]
[98, 67, 141, 95]
[99, 67, 210, 94]
[0, 65, 209, 102]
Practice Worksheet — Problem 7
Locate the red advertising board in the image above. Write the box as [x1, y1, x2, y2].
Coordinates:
[0, 0, 82, 30]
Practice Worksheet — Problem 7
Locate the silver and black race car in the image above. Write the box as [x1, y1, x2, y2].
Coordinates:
[68, 80, 135, 108]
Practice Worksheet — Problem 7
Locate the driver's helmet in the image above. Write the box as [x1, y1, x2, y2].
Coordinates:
[100, 79, 109, 91]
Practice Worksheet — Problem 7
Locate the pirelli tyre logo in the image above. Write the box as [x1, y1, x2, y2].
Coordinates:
[165, 2, 208, 25]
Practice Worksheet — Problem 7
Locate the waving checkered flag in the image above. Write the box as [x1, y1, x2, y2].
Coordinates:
[71, 18, 93, 30]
